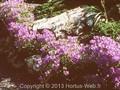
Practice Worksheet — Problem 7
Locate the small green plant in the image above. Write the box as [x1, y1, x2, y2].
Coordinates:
[84, 6, 100, 13]
[61, 55, 72, 67]
[95, 21, 120, 38]
[33, 0, 66, 19]
[90, 0, 120, 39]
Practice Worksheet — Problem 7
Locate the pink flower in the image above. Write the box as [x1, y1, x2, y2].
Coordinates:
[63, 70, 69, 76]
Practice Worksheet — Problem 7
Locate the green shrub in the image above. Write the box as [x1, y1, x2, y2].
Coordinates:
[33, 0, 66, 19]
[94, 21, 120, 38]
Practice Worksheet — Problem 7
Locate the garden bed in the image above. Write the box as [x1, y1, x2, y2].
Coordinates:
[0, 0, 120, 90]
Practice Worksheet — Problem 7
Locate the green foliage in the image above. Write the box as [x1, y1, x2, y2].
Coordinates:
[21, 12, 29, 17]
[61, 55, 73, 67]
[33, 0, 66, 19]
[84, 6, 100, 13]
[85, 1, 120, 39]
[94, 21, 120, 38]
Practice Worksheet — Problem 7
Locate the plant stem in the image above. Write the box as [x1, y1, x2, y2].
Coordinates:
[101, 0, 108, 22]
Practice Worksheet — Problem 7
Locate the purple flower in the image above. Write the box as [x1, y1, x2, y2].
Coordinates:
[8, 22, 37, 46]
[88, 36, 120, 64]
[0, 0, 22, 22]
[0, 0, 34, 23]
[108, 67, 120, 88]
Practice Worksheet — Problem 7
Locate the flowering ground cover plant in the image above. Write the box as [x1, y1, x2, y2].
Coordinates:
[0, 0, 120, 89]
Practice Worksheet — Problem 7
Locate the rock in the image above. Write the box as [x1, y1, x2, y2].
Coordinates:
[32, 7, 86, 37]
[0, 78, 17, 90]
[116, 35, 120, 43]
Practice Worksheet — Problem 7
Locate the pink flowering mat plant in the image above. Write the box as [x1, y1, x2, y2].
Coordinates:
[0, 0, 119, 89]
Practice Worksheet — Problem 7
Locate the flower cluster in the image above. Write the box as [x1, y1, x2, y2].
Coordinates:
[25, 29, 86, 78]
[0, 0, 34, 24]
[8, 22, 37, 46]
[25, 35, 120, 88]
[51, 36, 85, 63]
[88, 36, 120, 65]
[5, 18, 86, 78]
[87, 36, 120, 88]
[109, 67, 120, 88]
[0, 0, 35, 47]
[0, 0, 23, 22]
